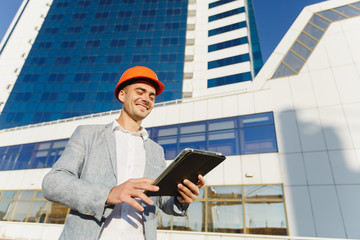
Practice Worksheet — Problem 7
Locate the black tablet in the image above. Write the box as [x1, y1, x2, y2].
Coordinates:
[145, 148, 226, 196]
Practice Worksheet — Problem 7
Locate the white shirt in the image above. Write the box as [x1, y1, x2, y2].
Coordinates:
[99, 120, 148, 240]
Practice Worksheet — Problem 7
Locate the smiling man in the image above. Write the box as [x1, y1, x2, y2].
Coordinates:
[42, 66, 205, 240]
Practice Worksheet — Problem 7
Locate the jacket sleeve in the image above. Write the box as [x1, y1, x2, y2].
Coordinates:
[42, 126, 113, 222]
[156, 195, 188, 216]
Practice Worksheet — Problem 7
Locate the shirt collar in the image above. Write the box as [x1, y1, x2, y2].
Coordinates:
[112, 120, 148, 140]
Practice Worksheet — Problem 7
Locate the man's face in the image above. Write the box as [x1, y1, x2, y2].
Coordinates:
[118, 81, 156, 122]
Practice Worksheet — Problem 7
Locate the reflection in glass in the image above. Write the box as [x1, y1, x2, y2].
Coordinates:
[207, 201, 243, 233]
[318, 9, 346, 21]
[208, 130, 238, 155]
[2, 191, 18, 199]
[297, 32, 318, 50]
[52, 140, 67, 149]
[208, 120, 235, 131]
[244, 185, 283, 199]
[179, 133, 206, 150]
[18, 191, 35, 200]
[282, 51, 304, 72]
[11, 201, 32, 221]
[272, 63, 296, 79]
[245, 202, 287, 235]
[180, 123, 205, 134]
[309, 15, 330, 30]
[37, 142, 51, 150]
[29, 150, 48, 168]
[240, 113, 273, 127]
[35, 191, 44, 199]
[27, 201, 50, 223]
[158, 136, 177, 160]
[335, 5, 360, 17]
[45, 202, 68, 224]
[0, 201, 12, 220]
[291, 42, 311, 60]
[303, 24, 324, 40]
[173, 201, 204, 232]
[208, 186, 242, 199]
[240, 125, 277, 154]
[158, 127, 178, 137]
[157, 209, 172, 230]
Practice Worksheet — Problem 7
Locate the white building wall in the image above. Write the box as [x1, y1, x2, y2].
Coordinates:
[184, 0, 252, 98]
[0, 0, 52, 113]
[262, 2, 360, 237]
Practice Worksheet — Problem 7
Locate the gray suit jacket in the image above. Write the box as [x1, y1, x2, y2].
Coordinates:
[42, 123, 187, 240]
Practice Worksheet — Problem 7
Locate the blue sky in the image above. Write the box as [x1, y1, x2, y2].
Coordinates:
[0, 0, 325, 62]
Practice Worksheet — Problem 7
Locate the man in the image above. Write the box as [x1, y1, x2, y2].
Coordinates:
[42, 66, 205, 240]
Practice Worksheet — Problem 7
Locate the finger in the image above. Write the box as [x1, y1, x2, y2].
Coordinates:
[124, 196, 144, 212]
[183, 179, 200, 196]
[131, 190, 156, 206]
[197, 175, 205, 188]
[177, 183, 196, 203]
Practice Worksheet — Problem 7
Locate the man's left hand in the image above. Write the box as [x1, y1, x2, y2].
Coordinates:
[176, 175, 205, 204]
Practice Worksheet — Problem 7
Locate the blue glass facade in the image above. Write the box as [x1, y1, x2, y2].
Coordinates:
[0, 0, 188, 130]
[246, 0, 263, 75]
[207, 0, 263, 88]
[0, 112, 277, 172]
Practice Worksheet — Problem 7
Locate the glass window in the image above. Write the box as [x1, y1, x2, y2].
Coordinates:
[244, 185, 283, 199]
[173, 201, 205, 231]
[208, 54, 250, 69]
[1, 153, 17, 170]
[207, 201, 243, 233]
[240, 124, 277, 154]
[290, 42, 311, 60]
[334, 5, 360, 17]
[180, 123, 205, 134]
[271, 63, 296, 79]
[10, 201, 32, 221]
[208, 22, 246, 37]
[157, 184, 287, 235]
[156, 209, 172, 230]
[282, 51, 304, 72]
[179, 133, 206, 151]
[1, 191, 18, 200]
[208, 37, 248, 52]
[27, 201, 50, 223]
[310, 15, 330, 30]
[18, 191, 35, 200]
[53, 140, 67, 149]
[318, 9, 346, 22]
[208, 130, 238, 156]
[303, 23, 324, 40]
[208, 72, 252, 87]
[297, 32, 318, 50]
[0, 201, 13, 220]
[209, 0, 236, 9]
[209, 7, 245, 22]
[45, 202, 68, 224]
[245, 202, 287, 235]
[208, 186, 242, 199]
[28, 150, 48, 168]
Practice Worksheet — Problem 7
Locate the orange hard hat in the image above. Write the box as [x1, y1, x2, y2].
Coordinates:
[114, 66, 164, 101]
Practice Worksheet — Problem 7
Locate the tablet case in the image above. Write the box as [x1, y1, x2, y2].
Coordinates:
[145, 148, 226, 196]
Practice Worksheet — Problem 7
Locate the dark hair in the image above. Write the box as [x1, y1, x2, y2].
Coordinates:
[120, 77, 159, 94]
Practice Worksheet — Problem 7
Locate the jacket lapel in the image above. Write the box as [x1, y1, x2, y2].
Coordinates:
[104, 123, 117, 179]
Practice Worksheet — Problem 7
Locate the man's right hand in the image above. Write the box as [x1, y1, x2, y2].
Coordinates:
[106, 178, 159, 211]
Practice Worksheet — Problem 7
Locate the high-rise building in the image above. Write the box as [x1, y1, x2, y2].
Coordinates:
[0, 0, 262, 130]
[1, 0, 360, 239]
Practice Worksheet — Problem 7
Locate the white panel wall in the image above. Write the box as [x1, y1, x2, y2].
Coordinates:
[0, 0, 53, 113]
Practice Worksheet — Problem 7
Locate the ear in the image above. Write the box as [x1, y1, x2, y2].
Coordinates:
[118, 89, 126, 103]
